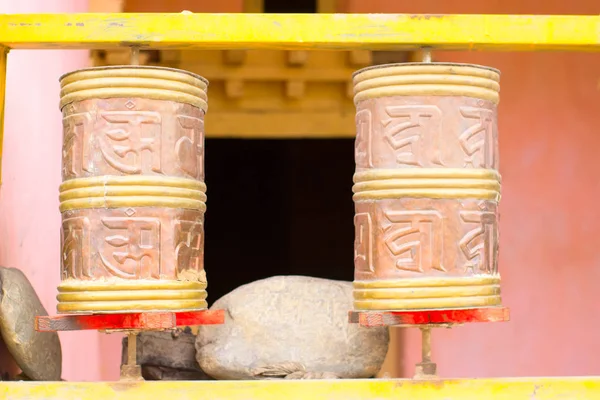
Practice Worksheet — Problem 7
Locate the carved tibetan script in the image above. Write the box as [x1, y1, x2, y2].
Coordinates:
[175, 115, 204, 179]
[99, 217, 161, 279]
[63, 113, 93, 179]
[459, 106, 495, 168]
[355, 109, 373, 168]
[383, 105, 443, 167]
[99, 111, 162, 174]
[459, 209, 498, 274]
[62, 216, 91, 279]
[354, 213, 374, 274]
[174, 220, 204, 273]
[383, 209, 445, 273]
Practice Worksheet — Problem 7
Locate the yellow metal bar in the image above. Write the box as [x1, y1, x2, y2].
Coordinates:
[0, 47, 7, 184]
[0, 13, 599, 51]
[1, 378, 600, 400]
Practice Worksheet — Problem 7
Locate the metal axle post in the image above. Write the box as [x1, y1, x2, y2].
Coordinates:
[413, 326, 437, 379]
[120, 332, 143, 381]
[130, 46, 140, 65]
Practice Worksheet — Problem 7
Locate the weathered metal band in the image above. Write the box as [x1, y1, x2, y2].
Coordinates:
[57, 299, 208, 314]
[57, 289, 207, 302]
[60, 197, 206, 212]
[353, 276, 499, 288]
[353, 63, 500, 104]
[57, 290, 205, 303]
[353, 180, 500, 192]
[59, 186, 207, 204]
[59, 66, 208, 111]
[354, 275, 502, 310]
[353, 168, 501, 182]
[353, 296, 501, 311]
[354, 285, 500, 300]
[59, 175, 206, 191]
[353, 189, 499, 201]
[59, 176, 207, 212]
[58, 279, 207, 291]
[57, 280, 208, 314]
[353, 278, 501, 310]
[353, 169, 501, 201]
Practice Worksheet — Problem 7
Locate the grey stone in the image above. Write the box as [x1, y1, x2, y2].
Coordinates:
[0, 267, 62, 381]
[196, 276, 389, 380]
[141, 365, 212, 381]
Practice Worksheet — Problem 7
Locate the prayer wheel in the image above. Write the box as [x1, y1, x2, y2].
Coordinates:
[352, 63, 502, 311]
[57, 66, 208, 314]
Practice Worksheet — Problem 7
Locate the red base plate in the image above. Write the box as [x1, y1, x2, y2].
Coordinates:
[348, 307, 509, 327]
[36, 310, 224, 332]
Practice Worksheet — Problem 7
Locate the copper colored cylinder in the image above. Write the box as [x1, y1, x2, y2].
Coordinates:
[352, 63, 502, 311]
[58, 66, 208, 314]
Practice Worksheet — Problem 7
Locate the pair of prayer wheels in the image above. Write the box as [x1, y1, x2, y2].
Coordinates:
[55, 61, 503, 315]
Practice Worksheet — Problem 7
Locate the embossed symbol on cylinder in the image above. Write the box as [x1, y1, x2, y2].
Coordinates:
[352, 63, 503, 311]
[57, 66, 209, 314]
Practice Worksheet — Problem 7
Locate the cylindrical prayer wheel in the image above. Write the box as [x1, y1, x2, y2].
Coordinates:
[352, 63, 502, 311]
[57, 66, 208, 314]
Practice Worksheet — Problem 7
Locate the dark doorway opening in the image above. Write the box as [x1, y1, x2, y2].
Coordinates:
[204, 139, 355, 304]
[263, 0, 317, 13]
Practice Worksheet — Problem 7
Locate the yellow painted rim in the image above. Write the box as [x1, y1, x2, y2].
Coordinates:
[353, 276, 501, 310]
[59, 176, 207, 212]
[61, 77, 206, 99]
[353, 63, 500, 104]
[57, 279, 208, 314]
[353, 295, 501, 310]
[353, 63, 500, 80]
[353, 285, 500, 300]
[353, 168, 501, 182]
[60, 186, 207, 202]
[352, 168, 500, 201]
[60, 66, 208, 111]
[57, 299, 208, 314]
[60, 175, 206, 191]
[353, 179, 500, 191]
[354, 74, 500, 93]
[58, 279, 207, 291]
[60, 196, 206, 212]
[57, 289, 207, 302]
[354, 276, 500, 288]
[353, 188, 500, 201]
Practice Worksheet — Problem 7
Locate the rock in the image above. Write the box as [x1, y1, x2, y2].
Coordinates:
[0, 267, 62, 381]
[122, 328, 212, 380]
[142, 365, 212, 381]
[196, 276, 389, 380]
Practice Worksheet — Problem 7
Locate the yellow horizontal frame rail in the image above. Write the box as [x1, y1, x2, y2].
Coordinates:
[1, 377, 600, 400]
[1, 13, 600, 51]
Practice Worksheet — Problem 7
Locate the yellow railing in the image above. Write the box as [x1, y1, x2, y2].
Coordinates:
[2, 377, 600, 399]
[0, 14, 599, 50]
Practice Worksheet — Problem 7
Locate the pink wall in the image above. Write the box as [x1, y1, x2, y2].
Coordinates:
[343, 0, 600, 378]
[0, 0, 121, 381]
